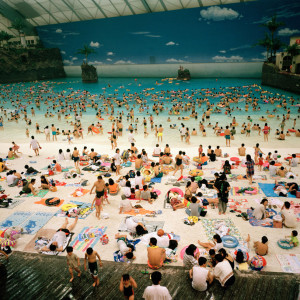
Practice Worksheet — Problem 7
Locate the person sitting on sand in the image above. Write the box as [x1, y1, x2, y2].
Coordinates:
[281, 202, 297, 228]
[153, 144, 161, 156]
[135, 155, 143, 170]
[41, 217, 78, 252]
[8, 148, 18, 159]
[198, 234, 223, 251]
[213, 254, 235, 287]
[277, 131, 285, 140]
[276, 166, 288, 177]
[253, 236, 268, 256]
[147, 237, 166, 269]
[115, 233, 136, 261]
[162, 153, 172, 165]
[215, 146, 222, 157]
[252, 199, 269, 219]
[21, 178, 37, 195]
[238, 144, 246, 156]
[0, 158, 9, 172]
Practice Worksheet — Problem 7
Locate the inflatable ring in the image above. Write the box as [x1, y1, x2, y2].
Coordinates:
[193, 157, 201, 163]
[141, 166, 155, 182]
[189, 169, 203, 177]
[92, 127, 100, 134]
[274, 163, 282, 166]
[222, 235, 239, 248]
[277, 239, 293, 250]
[230, 157, 239, 162]
[45, 197, 61, 206]
[169, 187, 184, 197]
[0, 238, 16, 247]
[220, 133, 225, 136]
[153, 189, 161, 196]
[288, 129, 296, 132]
[80, 161, 89, 166]
[61, 203, 77, 212]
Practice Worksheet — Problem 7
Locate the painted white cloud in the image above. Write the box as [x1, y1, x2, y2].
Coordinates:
[89, 60, 103, 65]
[200, 6, 239, 22]
[107, 52, 114, 56]
[107, 58, 112, 61]
[146, 35, 161, 38]
[63, 59, 73, 65]
[90, 41, 100, 48]
[229, 44, 251, 51]
[278, 28, 300, 36]
[251, 58, 264, 62]
[114, 60, 135, 64]
[72, 57, 78, 61]
[212, 55, 243, 62]
[166, 58, 187, 63]
[131, 31, 150, 35]
[219, 50, 226, 53]
[166, 41, 176, 46]
[60, 50, 66, 55]
[56, 29, 62, 33]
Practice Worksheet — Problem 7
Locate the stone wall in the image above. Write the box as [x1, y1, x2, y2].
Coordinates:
[0, 48, 65, 83]
[261, 63, 300, 94]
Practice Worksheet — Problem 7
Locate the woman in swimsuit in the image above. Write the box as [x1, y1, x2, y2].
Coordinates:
[173, 151, 183, 176]
[120, 274, 137, 299]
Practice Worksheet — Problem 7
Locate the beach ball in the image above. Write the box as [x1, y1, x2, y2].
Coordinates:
[250, 255, 267, 271]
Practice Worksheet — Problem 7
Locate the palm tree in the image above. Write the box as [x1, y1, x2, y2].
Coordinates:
[286, 43, 300, 60]
[0, 31, 14, 48]
[76, 44, 96, 64]
[9, 18, 25, 46]
[254, 33, 272, 61]
[261, 15, 284, 57]
[271, 37, 285, 57]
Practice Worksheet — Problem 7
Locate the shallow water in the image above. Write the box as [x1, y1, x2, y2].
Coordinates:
[0, 77, 299, 145]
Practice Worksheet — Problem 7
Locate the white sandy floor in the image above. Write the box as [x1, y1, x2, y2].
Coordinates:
[0, 132, 299, 273]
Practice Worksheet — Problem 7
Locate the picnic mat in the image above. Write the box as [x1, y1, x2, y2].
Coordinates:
[231, 186, 261, 196]
[230, 174, 267, 181]
[200, 218, 243, 242]
[0, 211, 54, 234]
[258, 183, 296, 198]
[247, 208, 276, 228]
[151, 177, 162, 183]
[118, 217, 164, 233]
[276, 254, 300, 273]
[123, 208, 155, 216]
[253, 198, 284, 207]
[23, 228, 56, 252]
[34, 197, 64, 207]
[228, 199, 249, 210]
[1, 199, 25, 209]
[290, 202, 300, 222]
[16, 189, 49, 198]
[70, 226, 107, 252]
[70, 188, 90, 197]
[55, 201, 95, 219]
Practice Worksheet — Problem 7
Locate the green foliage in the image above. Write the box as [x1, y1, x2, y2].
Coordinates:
[9, 18, 26, 33]
[0, 31, 14, 48]
[76, 44, 96, 63]
[286, 43, 300, 58]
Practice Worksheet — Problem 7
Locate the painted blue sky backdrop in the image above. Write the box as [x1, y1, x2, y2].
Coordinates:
[37, 0, 300, 65]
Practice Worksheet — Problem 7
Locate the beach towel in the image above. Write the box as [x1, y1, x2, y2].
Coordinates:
[247, 209, 276, 228]
[41, 233, 73, 255]
[70, 188, 90, 197]
[0, 199, 24, 209]
[201, 218, 243, 241]
[122, 208, 155, 216]
[70, 226, 107, 252]
[290, 202, 300, 222]
[22, 212, 55, 234]
[151, 177, 162, 183]
[227, 199, 249, 210]
[253, 198, 284, 207]
[16, 189, 49, 198]
[258, 183, 296, 198]
[276, 254, 300, 273]
[34, 197, 64, 207]
[118, 217, 164, 233]
[0, 211, 32, 228]
[55, 201, 95, 219]
[231, 186, 261, 196]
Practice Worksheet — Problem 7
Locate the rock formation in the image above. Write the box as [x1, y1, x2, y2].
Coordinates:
[81, 63, 98, 83]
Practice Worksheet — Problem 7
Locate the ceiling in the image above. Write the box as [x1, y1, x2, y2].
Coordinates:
[1, 0, 254, 27]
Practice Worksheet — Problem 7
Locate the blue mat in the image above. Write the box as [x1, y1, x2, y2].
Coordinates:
[22, 212, 55, 234]
[0, 211, 32, 228]
[258, 183, 296, 198]
[247, 208, 276, 228]
[151, 177, 162, 183]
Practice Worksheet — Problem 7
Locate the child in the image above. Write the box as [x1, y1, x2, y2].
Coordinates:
[254, 236, 268, 256]
[198, 234, 223, 251]
[135, 185, 141, 202]
[26, 128, 29, 138]
[115, 233, 136, 261]
[129, 187, 136, 199]
[273, 150, 279, 160]
[84, 247, 102, 287]
[103, 183, 110, 204]
[50, 182, 57, 192]
[91, 194, 102, 220]
[66, 246, 81, 282]
[207, 249, 216, 267]
[258, 153, 263, 171]
[286, 230, 299, 247]
[120, 274, 137, 300]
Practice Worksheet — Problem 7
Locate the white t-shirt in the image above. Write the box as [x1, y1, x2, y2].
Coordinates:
[58, 153, 65, 161]
[153, 147, 161, 155]
[269, 165, 277, 176]
[117, 239, 130, 255]
[180, 127, 186, 136]
[213, 260, 234, 287]
[282, 209, 297, 228]
[119, 179, 126, 187]
[119, 199, 132, 212]
[6, 174, 17, 185]
[122, 186, 131, 198]
[157, 235, 170, 248]
[47, 231, 67, 249]
[143, 285, 172, 300]
[128, 133, 135, 143]
[291, 157, 298, 167]
[30, 139, 39, 149]
[135, 175, 144, 189]
[125, 217, 138, 232]
[44, 128, 49, 135]
[113, 153, 121, 165]
[192, 266, 209, 292]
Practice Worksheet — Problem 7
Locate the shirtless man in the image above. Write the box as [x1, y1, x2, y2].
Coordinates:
[8, 147, 18, 159]
[215, 146, 222, 157]
[87, 124, 94, 135]
[135, 154, 143, 170]
[89, 148, 98, 162]
[164, 144, 171, 155]
[224, 126, 231, 147]
[84, 247, 103, 287]
[158, 124, 164, 142]
[90, 176, 106, 207]
[147, 237, 166, 269]
[51, 124, 57, 141]
[72, 147, 80, 168]
[238, 144, 246, 156]
[163, 153, 173, 165]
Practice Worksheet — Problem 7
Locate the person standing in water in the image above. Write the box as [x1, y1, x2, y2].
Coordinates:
[158, 124, 164, 142]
